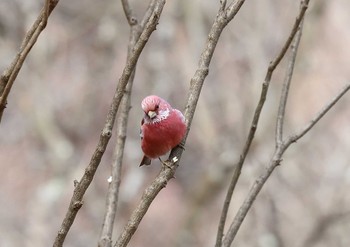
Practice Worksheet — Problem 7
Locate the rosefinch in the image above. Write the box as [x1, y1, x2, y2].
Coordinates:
[139, 95, 186, 167]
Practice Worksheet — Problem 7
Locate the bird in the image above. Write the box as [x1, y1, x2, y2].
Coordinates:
[139, 95, 187, 167]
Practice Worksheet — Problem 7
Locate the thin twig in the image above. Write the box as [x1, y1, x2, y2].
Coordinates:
[268, 0, 309, 73]
[286, 83, 350, 147]
[113, 1, 247, 247]
[52, 2, 166, 247]
[140, 0, 158, 29]
[215, 1, 309, 246]
[98, 1, 148, 246]
[98, 76, 134, 247]
[0, 0, 60, 122]
[121, 0, 138, 26]
[276, 18, 304, 145]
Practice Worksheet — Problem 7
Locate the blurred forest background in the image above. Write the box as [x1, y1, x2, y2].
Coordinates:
[1, 0, 350, 247]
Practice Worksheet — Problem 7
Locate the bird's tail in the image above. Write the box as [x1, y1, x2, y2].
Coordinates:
[139, 155, 152, 166]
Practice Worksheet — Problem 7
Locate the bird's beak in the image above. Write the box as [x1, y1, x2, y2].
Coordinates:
[147, 110, 157, 119]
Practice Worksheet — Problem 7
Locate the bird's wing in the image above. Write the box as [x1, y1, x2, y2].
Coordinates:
[174, 109, 186, 123]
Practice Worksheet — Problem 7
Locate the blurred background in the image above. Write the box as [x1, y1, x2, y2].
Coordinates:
[1, 0, 350, 246]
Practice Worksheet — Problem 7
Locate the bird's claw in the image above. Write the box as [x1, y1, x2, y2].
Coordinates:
[158, 157, 174, 170]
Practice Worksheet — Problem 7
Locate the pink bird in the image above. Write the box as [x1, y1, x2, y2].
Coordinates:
[140, 95, 187, 167]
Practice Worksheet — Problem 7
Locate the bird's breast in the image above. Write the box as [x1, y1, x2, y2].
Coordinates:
[141, 111, 186, 158]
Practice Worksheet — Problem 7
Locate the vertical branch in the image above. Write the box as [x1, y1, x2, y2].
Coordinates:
[276, 19, 304, 145]
[0, 0, 60, 122]
[52, 2, 166, 247]
[98, 75, 134, 247]
[215, 1, 309, 246]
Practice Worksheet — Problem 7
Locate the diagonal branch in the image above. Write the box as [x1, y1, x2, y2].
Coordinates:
[216, 1, 310, 246]
[140, 0, 158, 29]
[285, 83, 350, 147]
[52, 2, 166, 247]
[183, 0, 246, 137]
[222, 82, 349, 247]
[0, 0, 60, 123]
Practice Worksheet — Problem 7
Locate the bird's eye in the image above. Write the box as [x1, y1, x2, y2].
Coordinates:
[155, 104, 159, 110]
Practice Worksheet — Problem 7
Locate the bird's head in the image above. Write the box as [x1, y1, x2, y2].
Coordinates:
[141, 95, 171, 123]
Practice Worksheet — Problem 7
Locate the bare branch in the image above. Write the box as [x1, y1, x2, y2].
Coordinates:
[216, 1, 309, 246]
[183, 0, 245, 130]
[225, 0, 246, 19]
[276, 19, 304, 145]
[114, 164, 177, 247]
[286, 83, 350, 147]
[43, 0, 50, 26]
[0, 0, 60, 122]
[220, 0, 227, 12]
[222, 147, 284, 247]
[52, 2, 166, 246]
[98, 1, 144, 246]
[140, 0, 158, 30]
[98, 77, 134, 247]
[269, 0, 309, 72]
